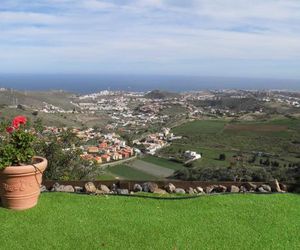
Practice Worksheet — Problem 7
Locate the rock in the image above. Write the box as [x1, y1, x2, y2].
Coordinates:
[51, 183, 74, 193]
[175, 188, 186, 194]
[269, 179, 281, 192]
[187, 187, 194, 195]
[239, 186, 248, 193]
[215, 185, 227, 193]
[245, 182, 257, 191]
[196, 187, 204, 193]
[258, 187, 268, 193]
[133, 184, 143, 192]
[229, 185, 240, 193]
[95, 189, 105, 195]
[99, 184, 110, 194]
[51, 182, 61, 192]
[279, 183, 287, 192]
[40, 185, 48, 192]
[260, 184, 272, 192]
[74, 186, 84, 193]
[84, 182, 97, 193]
[153, 188, 167, 195]
[117, 189, 129, 195]
[111, 183, 117, 192]
[205, 185, 216, 193]
[61, 185, 75, 193]
[164, 183, 176, 193]
[142, 182, 158, 193]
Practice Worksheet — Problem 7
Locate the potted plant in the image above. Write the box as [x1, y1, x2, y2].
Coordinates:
[0, 116, 47, 210]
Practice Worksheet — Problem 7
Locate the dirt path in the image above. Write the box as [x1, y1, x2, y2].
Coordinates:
[127, 159, 175, 178]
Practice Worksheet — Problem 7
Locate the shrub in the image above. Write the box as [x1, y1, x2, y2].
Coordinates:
[0, 116, 35, 169]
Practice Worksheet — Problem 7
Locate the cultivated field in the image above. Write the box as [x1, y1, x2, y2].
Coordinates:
[160, 117, 300, 172]
[224, 124, 287, 132]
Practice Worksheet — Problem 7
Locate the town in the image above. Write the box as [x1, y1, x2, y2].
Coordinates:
[42, 125, 184, 166]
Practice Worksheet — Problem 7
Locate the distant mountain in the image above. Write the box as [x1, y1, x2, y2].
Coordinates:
[144, 90, 180, 99]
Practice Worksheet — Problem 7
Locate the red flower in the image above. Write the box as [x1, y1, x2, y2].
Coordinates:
[6, 126, 14, 133]
[12, 116, 27, 129]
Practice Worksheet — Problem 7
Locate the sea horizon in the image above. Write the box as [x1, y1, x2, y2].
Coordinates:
[0, 74, 299, 94]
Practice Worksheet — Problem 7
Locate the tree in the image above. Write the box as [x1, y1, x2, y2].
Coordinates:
[219, 153, 226, 161]
[34, 130, 98, 180]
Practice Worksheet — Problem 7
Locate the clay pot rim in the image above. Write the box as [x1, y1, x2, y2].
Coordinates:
[0, 156, 47, 175]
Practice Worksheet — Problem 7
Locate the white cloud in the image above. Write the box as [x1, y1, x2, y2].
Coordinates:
[0, 0, 299, 77]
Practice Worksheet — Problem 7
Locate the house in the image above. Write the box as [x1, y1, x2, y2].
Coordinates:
[184, 151, 202, 160]
[162, 127, 170, 136]
[81, 154, 94, 161]
[134, 148, 141, 155]
[111, 153, 120, 161]
[101, 154, 111, 162]
[123, 148, 133, 157]
[99, 142, 108, 149]
[94, 156, 102, 164]
[121, 151, 129, 158]
[146, 146, 157, 155]
[88, 146, 99, 154]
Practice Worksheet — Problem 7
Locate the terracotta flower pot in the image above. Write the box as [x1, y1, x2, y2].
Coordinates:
[0, 157, 47, 211]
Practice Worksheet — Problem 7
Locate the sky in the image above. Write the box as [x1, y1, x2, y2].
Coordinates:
[0, 0, 300, 79]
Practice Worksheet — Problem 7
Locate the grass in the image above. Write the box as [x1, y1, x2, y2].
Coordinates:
[96, 173, 117, 180]
[107, 164, 157, 180]
[0, 193, 299, 249]
[162, 118, 300, 169]
[172, 119, 227, 135]
[141, 155, 184, 170]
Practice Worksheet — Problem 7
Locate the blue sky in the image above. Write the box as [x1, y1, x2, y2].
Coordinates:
[0, 0, 300, 79]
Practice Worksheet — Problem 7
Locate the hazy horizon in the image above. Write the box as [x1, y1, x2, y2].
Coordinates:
[1, 74, 299, 93]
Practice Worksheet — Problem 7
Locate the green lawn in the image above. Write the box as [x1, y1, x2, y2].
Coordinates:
[141, 155, 184, 170]
[107, 164, 157, 180]
[0, 193, 299, 249]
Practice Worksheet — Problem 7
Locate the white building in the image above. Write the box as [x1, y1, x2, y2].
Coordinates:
[184, 151, 202, 160]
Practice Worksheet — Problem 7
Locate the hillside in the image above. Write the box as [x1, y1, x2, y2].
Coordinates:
[158, 118, 300, 182]
[0, 193, 299, 249]
[0, 89, 75, 110]
[144, 89, 180, 99]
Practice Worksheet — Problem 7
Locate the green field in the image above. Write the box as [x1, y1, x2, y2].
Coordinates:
[96, 172, 117, 180]
[162, 118, 300, 170]
[172, 119, 227, 135]
[159, 118, 300, 182]
[141, 155, 184, 170]
[106, 164, 157, 180]
[0, 193, 299, 249]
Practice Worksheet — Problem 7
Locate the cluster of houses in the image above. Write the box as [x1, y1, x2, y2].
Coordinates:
[81, 137, 135, 165]
[42, 126, 136, 165]
[261, 93, 300, 108]
[134, 127, 182, 155]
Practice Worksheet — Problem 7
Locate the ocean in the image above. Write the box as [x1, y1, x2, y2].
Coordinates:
[0, 74, 299, 93]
